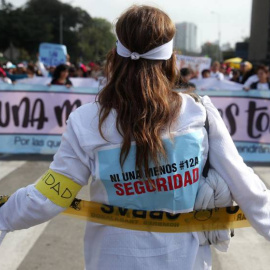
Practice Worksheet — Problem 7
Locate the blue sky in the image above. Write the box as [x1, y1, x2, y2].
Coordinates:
[10, 0, 252, 49]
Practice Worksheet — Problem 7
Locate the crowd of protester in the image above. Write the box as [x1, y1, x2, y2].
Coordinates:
[1, 56, 270, 91]
[177, 60, 270, 91]
[0, 58, 105, 86]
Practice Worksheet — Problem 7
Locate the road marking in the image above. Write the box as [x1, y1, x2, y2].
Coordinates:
[0, 173, 51, 270]
[0, 222, 49, 270]
[212, 227, 270, 270]
[253, 167, 270, 189]
[0, 161, 26, 181]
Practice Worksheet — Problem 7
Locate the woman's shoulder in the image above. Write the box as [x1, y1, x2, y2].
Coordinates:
[70, 102, 100, 123]
[70, 102, 116, 133]
[67, 102, 101, 141]
[68, 101, 122, 147]
[179, 92, 205, 115]
[171, 92, 207, 131]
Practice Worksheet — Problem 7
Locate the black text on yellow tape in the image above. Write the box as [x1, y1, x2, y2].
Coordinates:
[0, 195, 9, 208]
[35, 170, 82, 208]
[63, 200, 251, 233]
[0, 193, 250, 233]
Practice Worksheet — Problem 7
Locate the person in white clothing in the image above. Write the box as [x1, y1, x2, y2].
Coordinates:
[243, 74, 258, 89]
[210, 61, 224, 80]
[248, 65, 270, 90]
[1, 5, 270, 270]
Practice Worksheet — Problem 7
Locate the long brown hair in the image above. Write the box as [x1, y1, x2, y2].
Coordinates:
[98, 5, 182, 178]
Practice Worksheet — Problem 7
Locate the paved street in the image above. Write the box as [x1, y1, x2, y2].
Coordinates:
[0, 155, 270, 270]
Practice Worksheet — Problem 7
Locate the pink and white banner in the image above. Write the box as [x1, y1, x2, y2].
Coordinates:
[211, 96, 270, 144]
[0, 91, 96, 135]
[0, 85, 270, 162]
[0, 87, 96, 154]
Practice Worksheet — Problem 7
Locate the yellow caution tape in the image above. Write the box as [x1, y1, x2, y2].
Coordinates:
[0, 193, 250, 233]
[62, 199, 251, 233]
[35, 170, 82, 208]
[0, 195, 9, 207]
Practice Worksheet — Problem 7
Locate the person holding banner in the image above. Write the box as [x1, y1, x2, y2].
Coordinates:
[1, 5, 270, 270]
[201, 69, 211, 78]
[77, 64, 88, 78]
[50, 64, 72, 87]
[0, 67, 12, 84]
[176, 67, 196, 90]
[249, 65, 270, 90]
[210, 61, 224, 80]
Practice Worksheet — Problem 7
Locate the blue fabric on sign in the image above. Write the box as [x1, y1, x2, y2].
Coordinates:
[96, 130, 204, 213]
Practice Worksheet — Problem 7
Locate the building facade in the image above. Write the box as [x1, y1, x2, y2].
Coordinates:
[249, 0, 270, 63]
[174, 22, 197, 53]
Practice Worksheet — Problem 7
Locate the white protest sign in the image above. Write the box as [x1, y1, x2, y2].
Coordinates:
[176, 55, 212, 78]
[190, 77, 243, 91]
[17, 77, 101, 88]
[39, 43, 67, 67]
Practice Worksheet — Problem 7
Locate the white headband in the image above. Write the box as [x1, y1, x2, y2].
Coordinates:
[116, 39, 174, 60]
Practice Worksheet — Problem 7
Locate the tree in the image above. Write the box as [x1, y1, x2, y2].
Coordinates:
[78, 18, 116, 62]
[0, 2, 16, 51]
[201, 42, 221, 62]
[20, 0, 93, 60]
[0, 0, 115, 63]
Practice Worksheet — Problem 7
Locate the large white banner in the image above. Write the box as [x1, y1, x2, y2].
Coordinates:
[17, 77, 102, 88]
[176, 55, 212, 78]
[190, 78, 243, 91]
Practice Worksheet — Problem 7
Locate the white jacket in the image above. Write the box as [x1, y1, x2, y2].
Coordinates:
[1, 93, 270, 270]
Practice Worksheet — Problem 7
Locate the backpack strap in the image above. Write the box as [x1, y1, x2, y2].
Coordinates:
[202, 112, 210, 178]
[187, 93, 210, 178]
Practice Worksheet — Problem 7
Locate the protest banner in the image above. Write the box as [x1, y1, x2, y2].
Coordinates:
[176, 55, 211, 78]
[201, 90, 270, 162]
[39, 43, 67, 67]
[17, 77, 103, 88]
[190, 77, 243, 91]
[0, 84, 96, 154]
[0, 84, 270, 162]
